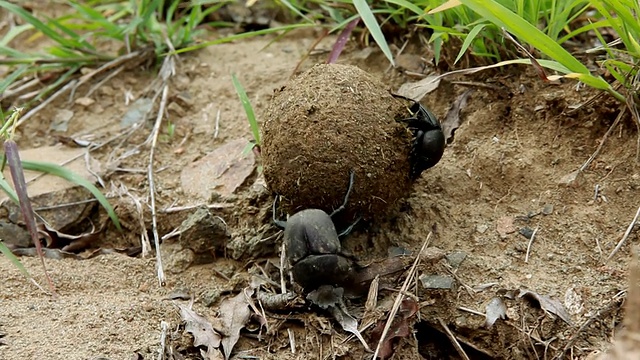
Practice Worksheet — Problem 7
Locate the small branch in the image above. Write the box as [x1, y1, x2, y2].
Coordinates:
[438, 317, 470, 360]
[579, 107, 625, 173]
[372, 232, 431, 359]
[15, 80, 77, 128]
[607, 206, 640, 262]
[525, 225, 540, 263]
[148, 84, 170, 286]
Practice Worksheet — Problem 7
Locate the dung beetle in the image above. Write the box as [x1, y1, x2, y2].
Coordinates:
[273, 171, 359, 291]
[393, 94, 446, 179]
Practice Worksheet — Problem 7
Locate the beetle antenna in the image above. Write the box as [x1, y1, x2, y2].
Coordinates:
[272, 195, 287, 229]
[330, 170, 355, 218]
[338, 217, 361, 238]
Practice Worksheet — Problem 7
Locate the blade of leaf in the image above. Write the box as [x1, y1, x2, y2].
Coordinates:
[327, 18, 360, 64]
[0, 176, 18, 203]
[353, 0, 395, 66]
[383, 0, 424, 16]
[231, 73, 260, 146]
[457, 0, 589, 74]
[428, 0, 462, 14]
[0, 241, 31, 279]
[455, 23, 486, 64]
[0, 1, 77, 49]
[20, 160, 121, 231]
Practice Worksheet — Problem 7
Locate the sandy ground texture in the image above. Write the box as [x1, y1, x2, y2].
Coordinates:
[1, 31, 640, 360]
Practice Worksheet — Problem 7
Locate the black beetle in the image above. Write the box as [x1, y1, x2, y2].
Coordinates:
[273, 171, 359, 291]
[393, 94, 446, 179]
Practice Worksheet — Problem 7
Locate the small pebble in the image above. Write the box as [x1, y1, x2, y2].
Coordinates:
[202, 289, 222, 307]
[419, 274, 455, 289]
[75, 97, 95, 107]
[542, 204, 554, 215]
[167, 101, 186, 117]
[476, 224, 488, 233]
[420, 247, 446, 263]
[519, 227, 535, 239]
[446, 251, 467, 269]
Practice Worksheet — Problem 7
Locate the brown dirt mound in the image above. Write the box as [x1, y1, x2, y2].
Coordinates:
[261, 63, 413, 224]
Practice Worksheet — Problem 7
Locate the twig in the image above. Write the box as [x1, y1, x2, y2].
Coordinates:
[34, 198, 97, 211]
[1, 77, 40, 100]
[606, 205, 640, 262]
[287, 328, 296, 354]
[15, 80, 77, 128]
[552, 290, 626, 360]
[85, 64, 126, 98]
[160, 203, 233, 213]
[372, 232, 431, 359]
[450, 80, 506, 93]
[71, 49, 150, 100]
[524, 225, 540, 263]
[279, 240, 287, 294]
[149, 83, 170, 286]
[161, 227, 181, 241]
[214, 109, 221, 138]
[457, 306, 485, 317]
[579, 107, 625, 173]
[158, 320, 169, 360]
[121, 183, 152, 257]
[438, 317, 470, 360]
[626, 91, 640, 162]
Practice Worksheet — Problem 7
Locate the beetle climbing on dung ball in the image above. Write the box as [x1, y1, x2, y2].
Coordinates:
[272, 171, 361, 291]
[261, 63, 446, 292]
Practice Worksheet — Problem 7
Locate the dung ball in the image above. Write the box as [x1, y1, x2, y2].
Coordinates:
[261, 64, 414, 224]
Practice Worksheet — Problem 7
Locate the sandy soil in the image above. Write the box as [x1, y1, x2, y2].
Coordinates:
[1, 30, 639, 360]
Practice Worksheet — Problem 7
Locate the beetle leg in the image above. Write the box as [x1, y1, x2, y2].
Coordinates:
[329, 170, 355, 218]
[272, 195, 287, 229]
[338, 216, 360, 238]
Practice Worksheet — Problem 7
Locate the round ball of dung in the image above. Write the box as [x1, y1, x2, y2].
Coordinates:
[261, 63, 414, 224]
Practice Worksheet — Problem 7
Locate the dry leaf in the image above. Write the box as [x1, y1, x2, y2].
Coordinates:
[496, 216, 517, 238]
[441, 89, 473, 144]
[485, 297, 507, 328]
[219, 289, 253, 359]
[306, 285, 343, 309]
[328, 304, 372, 352]
[308, 286, 371, 351]
[519, 289, 573, 325]
[179, 303, 223, 360]
[180, 138, 255, 200]
[395, 75, 441, 102]
[371, 299, 419, 359]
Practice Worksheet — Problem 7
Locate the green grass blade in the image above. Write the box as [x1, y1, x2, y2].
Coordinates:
[20, 160, 121, 231]
[0, 175, 19, 204]
[69, 1, 123, 35]
[603, 61, 630, 86]
[455, 23, 486, 64]
[383, 0, 424, 17]
[172, 23, 317, 54]
[353, 0, 395, 66]
[0, 241, 31, 279]
[279, 0, 314, 23]
[557, 19, 611, 44]
[231, 73, 260, 146]
[0, 23, 32, 47]
[458, 0, 590, 74]
[0, 65, 29, 94]
[0, 1, 77, 49]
